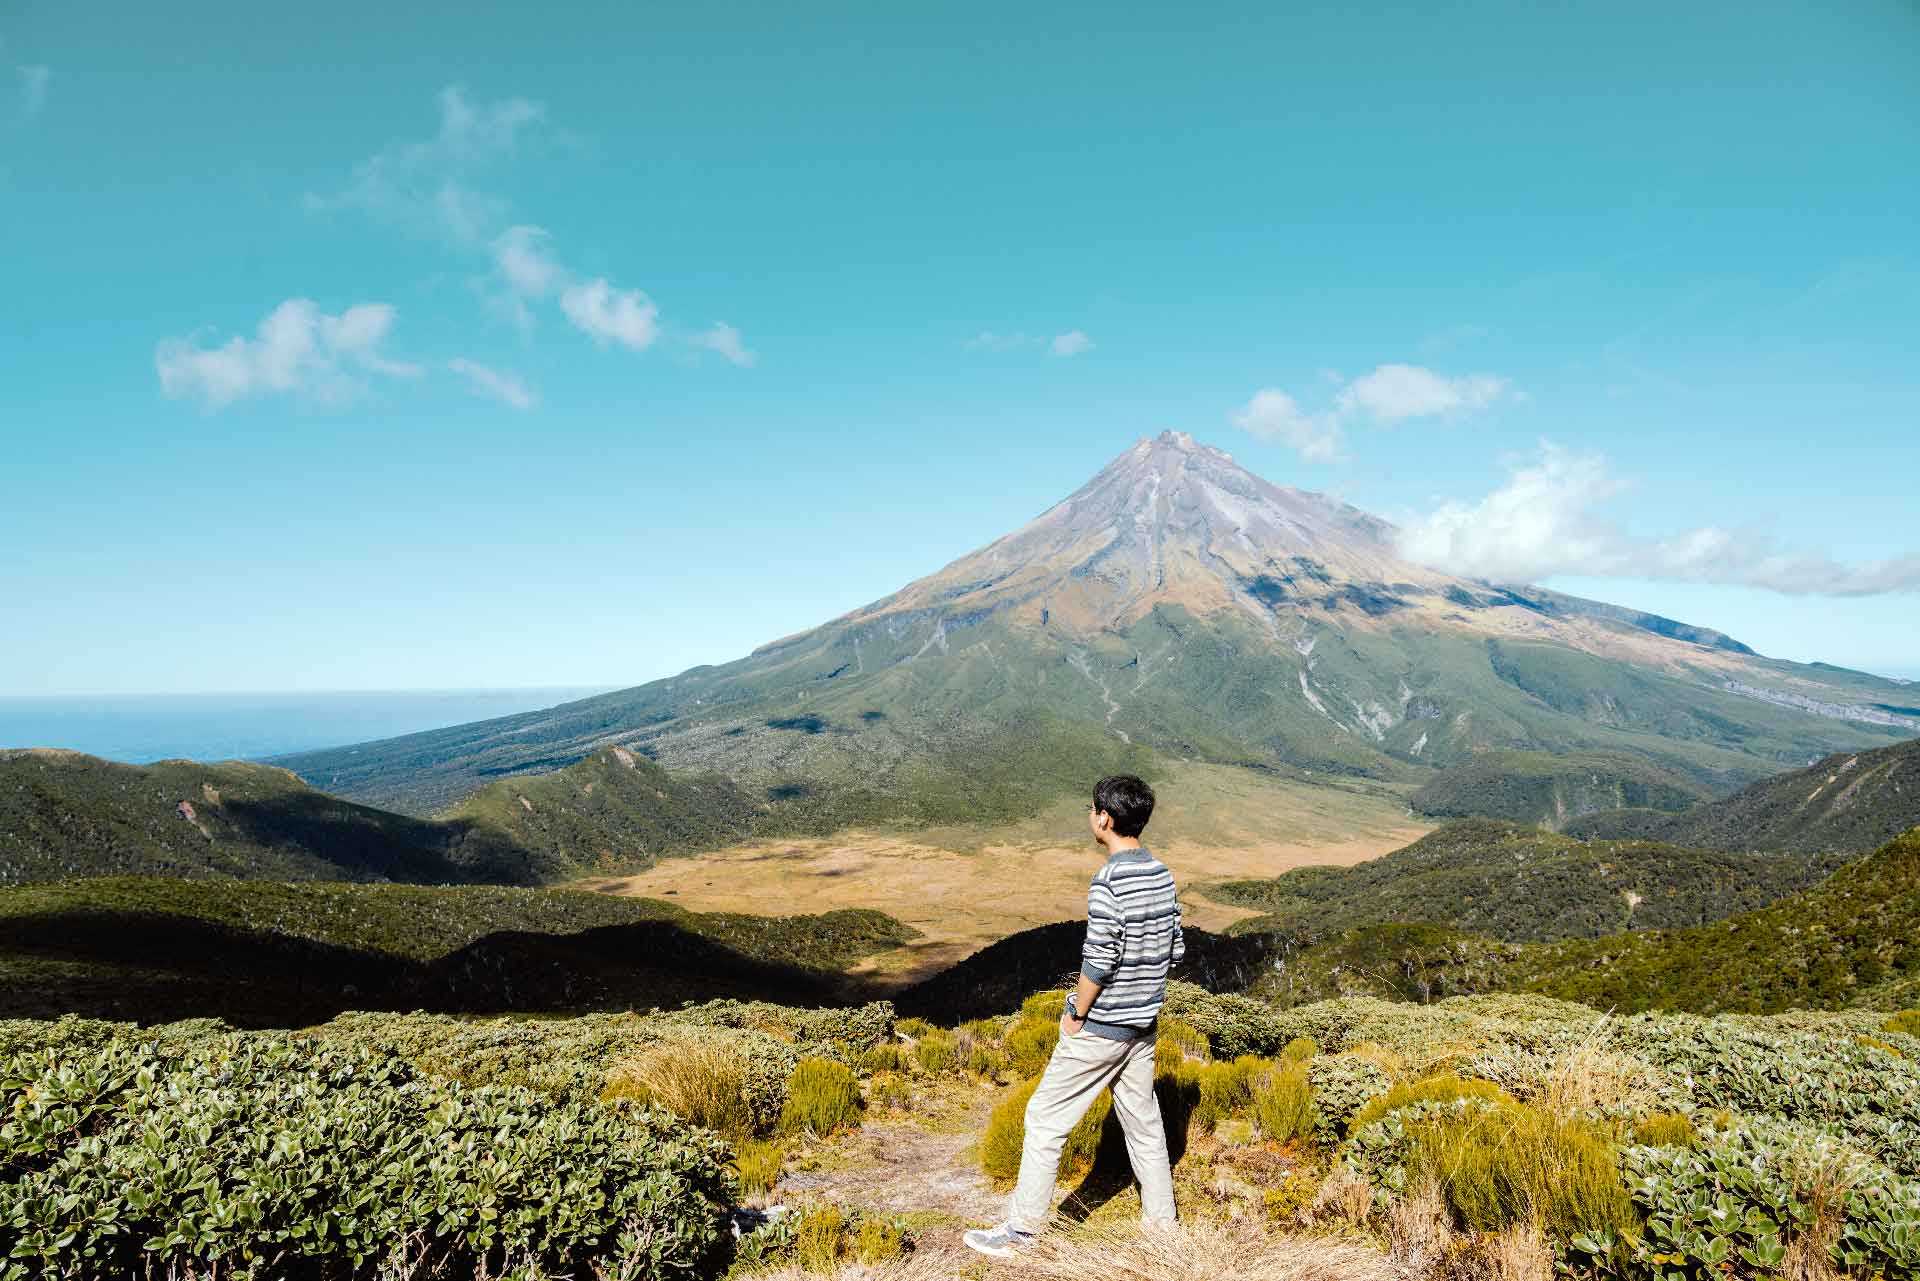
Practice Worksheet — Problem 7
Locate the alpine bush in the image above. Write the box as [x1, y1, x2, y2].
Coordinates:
[777, 1057, 863, 1138]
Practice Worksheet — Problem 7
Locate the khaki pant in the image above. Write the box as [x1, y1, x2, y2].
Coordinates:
[1007, 1027, 1177, 1232]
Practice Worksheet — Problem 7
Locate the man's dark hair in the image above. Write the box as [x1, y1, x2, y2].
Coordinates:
[1093, 774, 1155, 838]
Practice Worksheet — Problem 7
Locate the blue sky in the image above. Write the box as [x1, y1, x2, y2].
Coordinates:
[3, 0, 1917, 696]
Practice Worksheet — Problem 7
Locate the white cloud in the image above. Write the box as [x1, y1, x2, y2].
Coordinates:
[17, 65, 48, 117]
[493, 225, 561, 298]
[1230, 389, 1344, 462]
[690, 321, 756, 367]
[1399, 442, 1920, 596]
[1334, 363, 1509, 422]
[155, 299, 421, 410]
[1230, 362, 1513, 460]
[310, 86, 542, 246]
[1049, 330, 1094, 358]
[560, 278, 660, 350]
[448, 357, 536, 409]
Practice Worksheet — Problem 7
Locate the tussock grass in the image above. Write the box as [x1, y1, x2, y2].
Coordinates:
[1409, 1101, 1634, 1238]
[602, 1039, 754, 1138]
[1631, 1110, 1698, 1148]
[734, 1138, 784, 1197]
[778, 1058, 863, 1138]
[1012, 1219, 1401, 1281]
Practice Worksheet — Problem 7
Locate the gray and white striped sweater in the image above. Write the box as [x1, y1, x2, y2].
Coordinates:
[1079, 846, 1184, 1036]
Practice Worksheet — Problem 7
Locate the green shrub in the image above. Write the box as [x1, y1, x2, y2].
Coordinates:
[965, 1038, 1011, 1079]
[0, 1033, 734, 1280]
[794, 1204, 849, 1272]
[1005, 1016, 1060, 1077]
[1282, 1035, 1318, 1062]
[911, 1028, 959, 1075]
[861, 1041, 909, 1073]
[777, 1058, 863, 1138]
[1631, 1110, 1698, 1148]
[868, 1070, 913, 1110]
[980, 1076, 1110, 1184]
[1194, 1055, 1267, 1131]
[734, 1139, 784, 1197]
[895, 1017, 938, 1039]
[1250, 1061, 1316, 1145]
[1156, 1016, 1211, 1072]
[1305, 1053, 1392, 1146]
[851, 1215, 907, 1264]
[1022, 989, 1067, 1021]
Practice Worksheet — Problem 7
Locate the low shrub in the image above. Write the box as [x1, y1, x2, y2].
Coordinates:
[0, 1033, 734, 1280]
[851, 1215, 907, 1264]
[911, 1028, 959, 1075]
[1195, 1055, 1267, 1131]
[1282, 1035, 1318, 1062]
[1631, 1110, 1698, 1148]
[1156, 1016, 1211, 1071]
[1261, 1169, 1321, 1221]
[1305, 1053, 1392, 1146]
[777, 1058, 863, 1138]
[1005, 1016, 1060, 1077]
[895, 1016, 938, 1039]
[602, 1038, 755, 1139]
[794, 1204, 848, 1272]
[1250, 1061, 1317, 1145]
[867, 1070, 913, 1110]
[964, 1039, 1011, 1079]
[1022, 989, 1067, 1021]
[1884, 1009, 1920, 1039]
[734, 1138, 785, 1197]
[860, 1041, 908, 1073]
[979, 1076, 1110, 1184]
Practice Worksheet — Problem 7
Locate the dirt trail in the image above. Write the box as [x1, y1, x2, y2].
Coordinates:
[774, 1091, 1004, 1270]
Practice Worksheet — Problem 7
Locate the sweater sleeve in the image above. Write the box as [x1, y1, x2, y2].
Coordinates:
[1081, 873, 1124, 985]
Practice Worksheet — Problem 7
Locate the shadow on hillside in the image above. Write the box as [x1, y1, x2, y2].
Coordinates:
[215, 795, 479, 884]
[0, 911, 856, 1028]
[894, 921, 1286, 1023]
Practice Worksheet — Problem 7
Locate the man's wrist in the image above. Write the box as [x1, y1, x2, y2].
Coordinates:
[1064, 993, 1081, 1020]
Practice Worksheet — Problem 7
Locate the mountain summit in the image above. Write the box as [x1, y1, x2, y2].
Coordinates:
[279, 436, 1917, 829]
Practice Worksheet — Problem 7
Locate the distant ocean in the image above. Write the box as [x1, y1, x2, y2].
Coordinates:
[0, 688, 619, 765]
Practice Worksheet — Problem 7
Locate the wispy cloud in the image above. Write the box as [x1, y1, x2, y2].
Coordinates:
[1399, 442, 1920, 596]
[155, 300, 421, 410]
[689, 321, 756, 367]
[560, 278, 659, 350]
[1230, 389, 1343, 462]
[17, 65, 48, 117]
[448, 357, 536, 409]
[1229, 362, 1512, 460]
[967, 329, 1096, 357]
[308, 86, 541, 245]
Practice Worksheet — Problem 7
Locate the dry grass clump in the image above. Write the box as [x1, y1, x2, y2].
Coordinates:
[1781, 1146, 1863, 1281]
[1410, 1101, 1634, 1239]
[1249, 1061, 1315, 1145]
[1384, 1178, 1454, 1277]
[777, 1058, 863, 1138]
[1012, 1218, 1400, 1281]
[600, 1039, 753, 1138]
[1466, 1222, 1554, 1281]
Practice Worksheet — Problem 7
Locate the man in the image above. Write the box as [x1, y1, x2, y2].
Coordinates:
[964, 774, 1183, 1258]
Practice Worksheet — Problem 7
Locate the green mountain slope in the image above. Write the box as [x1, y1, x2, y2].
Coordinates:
[0, 749, 524, 885]
[1564, 735, 1920, 853]
[272, 436, 1913, 835]
[1409, 750, 1712, 828]
[1209, 818, 1848, 943]
[0, 877, 916, 1025]
[1231, 826, 1920, 1016]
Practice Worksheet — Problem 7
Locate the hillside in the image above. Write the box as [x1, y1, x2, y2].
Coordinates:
[1207, 818, 1851, 943]
[1564, 734, 1920, 853]
[0, 746, 807, 887]
[0, 748, 528, 885]
[0, 877, 916, 1025]
[273, 435, 1914, 828]
[1408, 750, 1711, 828]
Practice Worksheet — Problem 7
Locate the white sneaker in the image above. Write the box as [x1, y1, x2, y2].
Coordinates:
[962, 1222, 1036, 1259]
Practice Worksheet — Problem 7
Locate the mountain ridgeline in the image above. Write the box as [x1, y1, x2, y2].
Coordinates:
[275, 434, 1915, 849]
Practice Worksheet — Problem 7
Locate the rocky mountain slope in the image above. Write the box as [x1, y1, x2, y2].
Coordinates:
[277, 434, 1916, 829]
[1562, 734, 1920, 854]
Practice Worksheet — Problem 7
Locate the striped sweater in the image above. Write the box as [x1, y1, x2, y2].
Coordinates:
[1079, 846, 1184, 1036]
